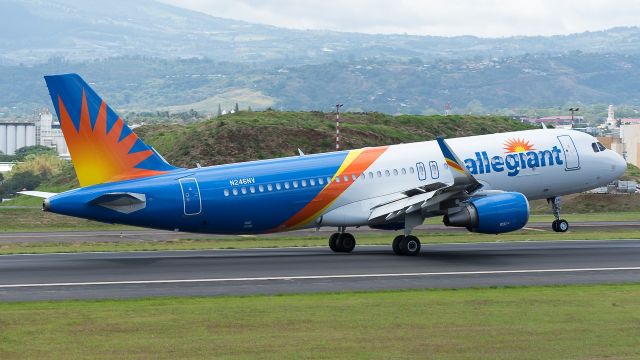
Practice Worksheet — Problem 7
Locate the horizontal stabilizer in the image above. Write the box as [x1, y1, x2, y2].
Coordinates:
[17, 191, 58, 199]
[89, 192, 146, 214]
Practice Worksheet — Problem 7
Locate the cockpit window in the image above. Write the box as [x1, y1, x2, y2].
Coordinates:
[592, 142, 600, 153]
[597, 142, 606, 151]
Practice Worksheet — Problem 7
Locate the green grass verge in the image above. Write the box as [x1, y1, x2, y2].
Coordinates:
[1, 205, 639, 233]
[3, 228, 640, 255]
[2, 284, 640, 359]
[0, 207, 138, 232]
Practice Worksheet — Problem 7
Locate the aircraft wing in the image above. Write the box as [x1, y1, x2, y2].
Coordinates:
[17, 191, 58, 199]
[368, 137, 483, 222]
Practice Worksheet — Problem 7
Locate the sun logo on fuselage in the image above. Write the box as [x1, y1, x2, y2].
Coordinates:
[504, 138, 535, 153]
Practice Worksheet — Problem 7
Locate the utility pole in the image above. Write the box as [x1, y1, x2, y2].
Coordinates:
[335, 104, 343, 151]
[568, 107, 579, 124]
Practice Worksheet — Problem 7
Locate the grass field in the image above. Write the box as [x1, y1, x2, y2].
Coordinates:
[1, 284, 640, 359]
[1, 205, 639, 233]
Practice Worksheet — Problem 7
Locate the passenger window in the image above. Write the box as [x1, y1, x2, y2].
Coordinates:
[223, 189, 230, 197]
[241, 187, 247, 194]
[326, 177, 332, 183]
[384, 170, 390, 177]
[409, 167, 415, 174]
[232, 188, 238, 195]
[335, 177, 340, 183]
[276, 183, 282, 190]
[293, 180, 299, 188]
[393, 169, 398, 176]
[376, 171, 382, 178]
[249, 186, 256, 193]
[318, 178, 324, 185]
[368, 172, 374, 179]
[352, 174, 358, 181]
[592, 143, 599, 153]
[258, 185, 264, 192]
[343, 175, 349, 182]
[597, 142, 606, 151]
[284, 182, 290, 189]
[359, 173, 364, 180]
[301, 179, 307, 187]
[267, 184, 273, 191]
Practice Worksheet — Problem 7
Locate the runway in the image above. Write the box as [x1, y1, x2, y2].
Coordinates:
[2, 239, 640, 301]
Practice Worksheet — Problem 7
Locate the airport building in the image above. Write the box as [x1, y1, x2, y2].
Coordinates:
[0, 110, 67, 156]
[0, 120, 36, 155]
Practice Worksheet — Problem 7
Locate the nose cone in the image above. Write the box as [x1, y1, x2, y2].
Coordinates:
[610, 151, 627, 180]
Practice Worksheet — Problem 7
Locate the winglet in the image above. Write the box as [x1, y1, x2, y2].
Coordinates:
[436, 137, 482, 192]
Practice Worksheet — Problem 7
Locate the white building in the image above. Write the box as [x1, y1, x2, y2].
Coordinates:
[37, 109, 68, 156]
[0, 109, 68, 157]
[0, 121, 36, 155]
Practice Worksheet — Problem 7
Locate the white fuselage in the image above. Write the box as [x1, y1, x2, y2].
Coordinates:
[315, 129, 626, 227]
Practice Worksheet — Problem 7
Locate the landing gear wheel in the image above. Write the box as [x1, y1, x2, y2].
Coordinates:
[556, 219, 569, 232]
[329, 233, 340, 252]
[392, 235, 404, 255]
[337, 233, 356, 253]
[551, 219, 569, 232]
[399, 235, 421, 256]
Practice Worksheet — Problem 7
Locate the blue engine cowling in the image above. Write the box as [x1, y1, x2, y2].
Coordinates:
[443, 192, 529, 234]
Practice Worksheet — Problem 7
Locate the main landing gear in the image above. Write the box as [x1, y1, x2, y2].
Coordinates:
[328, 230, 356, 253]
[328, 231, 422, 256]
[392, 235, 421, 256]
[548, 196, 569, 232]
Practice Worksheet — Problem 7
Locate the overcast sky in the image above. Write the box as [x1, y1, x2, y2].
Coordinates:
[161, 0, 640, 37]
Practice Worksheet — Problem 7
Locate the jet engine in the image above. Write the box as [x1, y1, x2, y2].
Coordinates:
[443, 192, 529, 234]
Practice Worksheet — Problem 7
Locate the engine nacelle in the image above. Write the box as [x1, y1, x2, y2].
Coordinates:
[443, 192, 529, 234]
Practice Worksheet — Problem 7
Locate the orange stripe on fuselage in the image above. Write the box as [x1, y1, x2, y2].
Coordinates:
[278, 146, 388, 230]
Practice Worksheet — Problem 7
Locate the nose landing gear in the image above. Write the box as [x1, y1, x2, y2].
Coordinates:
[548, 197, 569, 233]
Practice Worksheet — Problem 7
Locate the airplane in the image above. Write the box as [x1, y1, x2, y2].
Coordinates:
[20, 74, 627, 256]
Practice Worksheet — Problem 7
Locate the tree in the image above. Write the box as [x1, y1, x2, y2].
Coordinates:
[14, 145, 57, 160]
[247, 106, 253, 112]
[217, 104, 222, 117]
[234, 102, 239, 113]
[0, 171, 43, 197]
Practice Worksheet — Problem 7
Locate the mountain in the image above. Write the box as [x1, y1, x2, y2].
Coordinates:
[2, 53, 640, 116]
[3, 0, 640, 65]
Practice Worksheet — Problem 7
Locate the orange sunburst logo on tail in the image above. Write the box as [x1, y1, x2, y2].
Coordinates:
[57, 90, 167, 187]
[504, 138, 535, 153]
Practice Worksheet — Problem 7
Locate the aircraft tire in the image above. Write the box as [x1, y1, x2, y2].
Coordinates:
[392, 235, 404, 255]
[337, 233, 356, 253]
[329, 233, 340, 252]
[400, 235, 421, 256]
[552, 220, 559, 232]
[557, 219, 569, 232]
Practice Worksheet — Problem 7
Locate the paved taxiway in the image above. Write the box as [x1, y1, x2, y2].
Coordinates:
[1, 239, 640, 301]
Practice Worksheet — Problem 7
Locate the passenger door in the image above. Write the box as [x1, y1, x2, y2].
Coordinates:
[557, 135, 580, 171]
[179, 177, 202, 215]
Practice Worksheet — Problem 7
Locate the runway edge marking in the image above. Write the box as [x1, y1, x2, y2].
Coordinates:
[3, 266, 640, 288]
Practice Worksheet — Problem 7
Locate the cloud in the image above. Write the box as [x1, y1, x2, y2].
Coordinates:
[161, 0, 640, 37]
